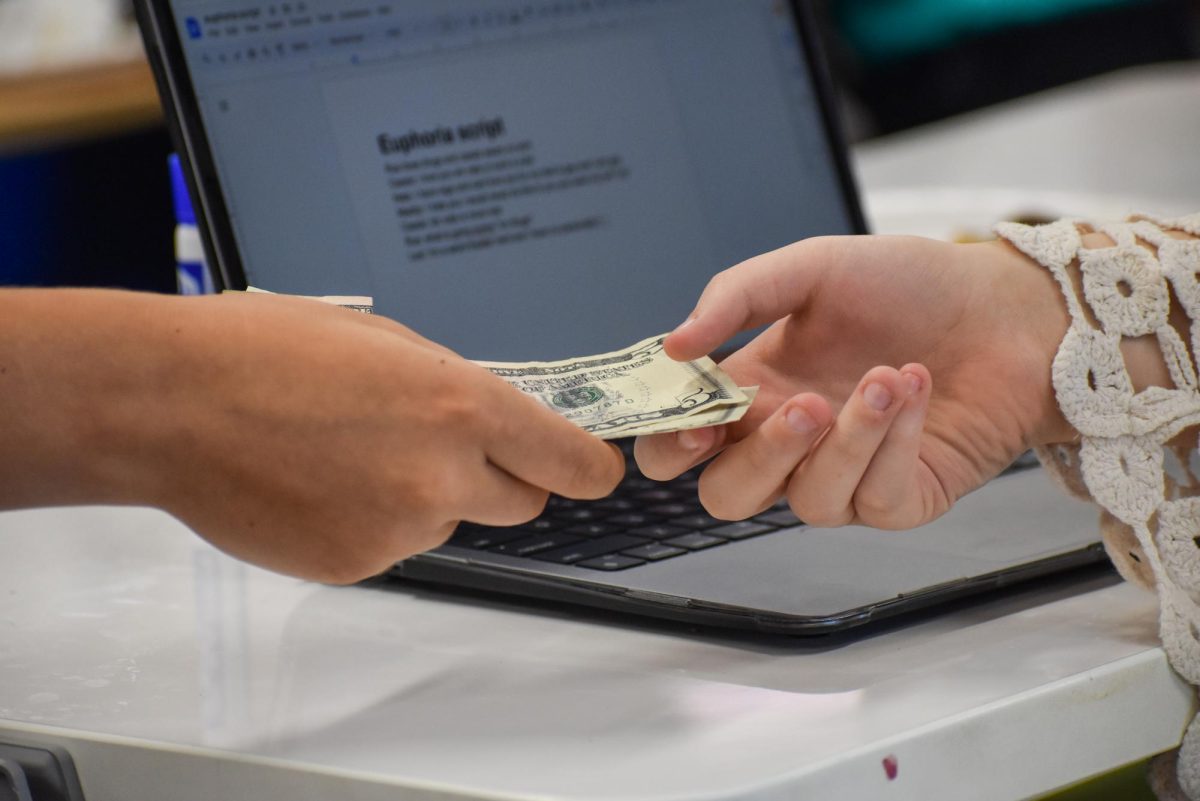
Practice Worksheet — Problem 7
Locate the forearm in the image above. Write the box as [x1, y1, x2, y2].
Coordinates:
[0, 288, 185, 510]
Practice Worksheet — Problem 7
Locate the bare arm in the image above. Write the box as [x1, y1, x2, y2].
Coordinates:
[0, 288, 624, 581]
[634, 225, 1197, 528]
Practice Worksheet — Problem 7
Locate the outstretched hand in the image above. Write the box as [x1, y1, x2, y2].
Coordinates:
[0, 289, 625, 584]
[635, 235, 1073, 529]
[159, 292, 628, 582]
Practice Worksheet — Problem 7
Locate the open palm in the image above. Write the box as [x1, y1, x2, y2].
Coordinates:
[635, 235, 1070, 529]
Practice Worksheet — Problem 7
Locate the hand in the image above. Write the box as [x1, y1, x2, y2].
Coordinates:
[167, 293, 628, 581]
[0, 289, 624, 582]
[634, 235, 1073, 529]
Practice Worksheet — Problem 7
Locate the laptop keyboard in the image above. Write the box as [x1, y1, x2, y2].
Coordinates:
[447, 444, 802, 571]
[447, 445, 1046, 571]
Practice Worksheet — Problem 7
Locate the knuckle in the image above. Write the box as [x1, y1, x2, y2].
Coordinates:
[851, 492, 898, 526]
[853, 482, 938, 532]
[564, 445, 624, 498]
[510, 488, 551, 525]
[787, 470, 854, 525]
[427, 373, 487, 430]
[703, 267, 739, 304]
[741, 440, 781, 479]
[794, 511, 846, 529]
[398, 466, 460, 517]
[788, 495, 850, 529]
[700, 498, 740, 522]
[568, 456, 603, 496]
[698, 475, 747, 521]
[487, 484, 549, 527]
[861, 504, 922, 532]
[373, 521, 454, 572]
[707, 268, 733, 291]
[406, 521, 458, 554]
[632, 438, 684, 482]
[799, 235, 836, 261]
[434, 393, 482, 430]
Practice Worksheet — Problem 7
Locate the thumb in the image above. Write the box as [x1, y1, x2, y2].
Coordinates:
[664, 237, 836, 361]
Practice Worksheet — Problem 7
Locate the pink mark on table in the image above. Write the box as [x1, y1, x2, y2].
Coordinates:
[882, 754, 899, 781]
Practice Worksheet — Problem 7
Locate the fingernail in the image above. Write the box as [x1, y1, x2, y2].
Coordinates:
[864, 382, 893, 411]
[674, 315, 696, 333]
[903, 373, 923, 396]
[785, 406, 818, 434]
[677, 428, 703, 450]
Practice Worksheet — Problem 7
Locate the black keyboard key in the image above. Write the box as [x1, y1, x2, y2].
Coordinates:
[669, 513, 725, 530]
[648, 503, 693, 518]
[593, 497, 638, 512]
[451, 527, 530, 550]
[665, 532, 727, 550]
[636, 488, 679, 502]
[492, 533, 581, 557]
[623, 543, 687, 561]
[709, 521, 775, 540]
[607, 513, 653, 527]
[565, 522, 618, 538]
[553, 508, 602, 523]
[533, 534, 650, 565]
[518, 517, 565, 533]
[629, 524, 689, 540]
[576, 554, 645, 571]
[753, 509, 803, 527]
[545, 496, 577, 509]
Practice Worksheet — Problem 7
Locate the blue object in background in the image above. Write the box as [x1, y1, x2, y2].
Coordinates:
[168, 153, 196, 227]
[168, 154, 214, 295]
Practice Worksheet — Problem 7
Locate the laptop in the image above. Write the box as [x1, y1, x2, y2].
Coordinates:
[135, 0, 1107, 635]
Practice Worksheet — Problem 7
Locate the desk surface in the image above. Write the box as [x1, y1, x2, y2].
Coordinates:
[0, 506, 1192, 801]
[853, 61, 1200, 214]
[2, 63, 1199, 801]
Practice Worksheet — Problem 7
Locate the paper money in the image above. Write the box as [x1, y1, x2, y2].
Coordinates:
[477, 334, 755, 440]
[234, 289, 751, 439]
[236, 286, 375, 314]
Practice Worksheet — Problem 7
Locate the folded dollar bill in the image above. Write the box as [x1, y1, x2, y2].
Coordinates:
[477, 334, 755, 440]
[235, 286, 374, 314]
[234, 289, 751, 439]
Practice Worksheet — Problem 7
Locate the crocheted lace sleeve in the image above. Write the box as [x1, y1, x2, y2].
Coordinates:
[995, 212, 1200, 799]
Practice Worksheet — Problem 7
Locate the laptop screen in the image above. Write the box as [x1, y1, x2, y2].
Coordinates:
[165, 0, 859, 360]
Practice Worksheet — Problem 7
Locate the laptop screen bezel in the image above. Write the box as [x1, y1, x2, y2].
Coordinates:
[135, 0, 868, 295]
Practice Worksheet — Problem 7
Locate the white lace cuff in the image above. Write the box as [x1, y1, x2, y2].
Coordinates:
[995, 213, 1200, 799]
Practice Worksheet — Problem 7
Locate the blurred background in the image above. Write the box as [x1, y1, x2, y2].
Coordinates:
[819, 0, 1200, 137]
[0, 0, 1197, 291]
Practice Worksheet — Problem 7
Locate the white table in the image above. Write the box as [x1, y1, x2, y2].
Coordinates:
[0, 505, 1192, 801]
[3, 63, 1199, 801]
[854, 61, 1200, 225]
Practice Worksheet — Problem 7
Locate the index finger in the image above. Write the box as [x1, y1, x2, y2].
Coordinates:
[665, 237, 837, 361]
[482, 372, 626, 499]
